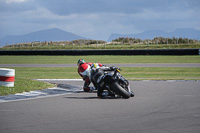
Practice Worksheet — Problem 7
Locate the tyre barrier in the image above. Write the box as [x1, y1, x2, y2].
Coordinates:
[0, 49, 199, 55]
[0, 68, 15, 87]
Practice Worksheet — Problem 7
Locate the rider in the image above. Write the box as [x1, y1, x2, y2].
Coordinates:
[77, 59, 103, 92]
[77, 59, 134, 98]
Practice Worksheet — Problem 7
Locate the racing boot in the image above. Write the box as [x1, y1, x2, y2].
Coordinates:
[130, 91, 135, 97]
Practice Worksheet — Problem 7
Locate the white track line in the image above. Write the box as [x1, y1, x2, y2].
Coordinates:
[36, 79, 82, 81]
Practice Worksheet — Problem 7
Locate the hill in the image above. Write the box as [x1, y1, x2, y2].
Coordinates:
[0, 28, 87, 47]
[107, 28, 200, 42]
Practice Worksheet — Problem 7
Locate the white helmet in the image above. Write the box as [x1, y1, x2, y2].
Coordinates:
[79, 63, 91, 78]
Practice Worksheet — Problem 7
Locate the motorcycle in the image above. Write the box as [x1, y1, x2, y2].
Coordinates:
[92, 67, 134, 99]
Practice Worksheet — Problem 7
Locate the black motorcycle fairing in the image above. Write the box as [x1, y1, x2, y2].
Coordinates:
[90, 67, 132, 98]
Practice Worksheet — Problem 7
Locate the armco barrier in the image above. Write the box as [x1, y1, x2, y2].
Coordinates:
[0, 49, 199, 55]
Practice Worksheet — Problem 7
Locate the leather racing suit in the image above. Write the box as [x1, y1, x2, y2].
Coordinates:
[78, 62, 102, 92]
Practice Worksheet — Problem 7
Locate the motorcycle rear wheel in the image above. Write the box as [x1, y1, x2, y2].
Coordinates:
[111, 82, 131, 99]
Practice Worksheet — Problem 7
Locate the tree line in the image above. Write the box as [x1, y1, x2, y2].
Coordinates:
[3, 39, 106, 48]
[3, 37, 199, 48]
[112, 37, 199, 44]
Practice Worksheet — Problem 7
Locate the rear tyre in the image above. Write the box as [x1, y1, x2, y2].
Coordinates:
[111, 82, 131, 99]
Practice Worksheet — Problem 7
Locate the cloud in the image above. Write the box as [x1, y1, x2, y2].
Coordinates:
[35, 0, 144, 15]
[5, 0, 27, 3]
[34, 0, 200, 15]
[0, 0, 199, 40]
[0, 0, 36, 13]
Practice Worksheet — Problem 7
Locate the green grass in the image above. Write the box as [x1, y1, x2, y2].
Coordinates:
[14, 67, 78, 79]
[0, 67, 77, 95]
[0, 55, 200, 64]
[0, 55, 200, 95]
[0, 78, 55, 96]
[1, 66, 200, 95]
[14, 67, 200, 80]
[2, 67, 200, 80]
[122, 67, 200, 80]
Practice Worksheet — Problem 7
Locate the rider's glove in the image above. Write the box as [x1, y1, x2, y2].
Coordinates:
[110, 66, 117, 70]
[110, 66, 121, 71]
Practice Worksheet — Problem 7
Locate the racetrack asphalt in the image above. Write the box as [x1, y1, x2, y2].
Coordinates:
[0, 63, 200, 67]
[1, 80, 200, 133]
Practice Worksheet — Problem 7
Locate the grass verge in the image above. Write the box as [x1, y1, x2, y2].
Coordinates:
[0, 78, 55, 96]
[0, 55, 200, 64]
[6, 67, 200, 80]
[122, 67, 200, 80]
[1, 55, 200, 96]
[1, 67, 200, 95]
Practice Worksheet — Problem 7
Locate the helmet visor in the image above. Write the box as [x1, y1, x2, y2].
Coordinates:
[77, 59, 85, 66]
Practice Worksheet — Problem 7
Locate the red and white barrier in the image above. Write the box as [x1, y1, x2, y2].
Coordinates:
[0, 68, 15, 87]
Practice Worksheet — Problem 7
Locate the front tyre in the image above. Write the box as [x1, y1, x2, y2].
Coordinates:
[111, 82, 131, 99]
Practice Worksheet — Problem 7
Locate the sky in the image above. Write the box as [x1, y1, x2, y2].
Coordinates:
[0, 0, 200, 41]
